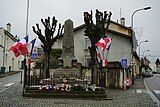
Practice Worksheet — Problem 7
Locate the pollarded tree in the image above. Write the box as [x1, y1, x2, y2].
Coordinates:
[156, 58, 160, 66]
[83, 9, 112, 85]
[32, 16, 64, 78]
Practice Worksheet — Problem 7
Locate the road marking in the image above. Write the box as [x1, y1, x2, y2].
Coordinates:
[154, 90, 160, 94]
[4, 83, 14, 87]
[136, 89, 143, 93]
[0, 83, 2, 84]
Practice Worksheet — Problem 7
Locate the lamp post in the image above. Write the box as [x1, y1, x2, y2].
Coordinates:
[143, 49, 150, 57]
[131, 6, 151, 51]
[131, 6, 151, 85]
[138, 40, 148, 57]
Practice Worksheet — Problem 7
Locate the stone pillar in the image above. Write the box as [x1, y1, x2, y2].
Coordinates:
[62, 19, 75, 68]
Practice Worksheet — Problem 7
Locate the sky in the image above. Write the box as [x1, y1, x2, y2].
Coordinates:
[0, 0, 160, 63]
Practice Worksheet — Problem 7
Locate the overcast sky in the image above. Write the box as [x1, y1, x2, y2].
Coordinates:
[0, 0, 159, 62]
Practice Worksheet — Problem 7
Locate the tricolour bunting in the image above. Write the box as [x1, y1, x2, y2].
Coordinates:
[95, 37, 112, 67]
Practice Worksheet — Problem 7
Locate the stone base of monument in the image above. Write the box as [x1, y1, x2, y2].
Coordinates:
[23, 90, 110, 100]
[54, 68, 79, 78]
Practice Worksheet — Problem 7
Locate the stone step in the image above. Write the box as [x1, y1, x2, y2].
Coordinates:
[23, 90, 108, 99]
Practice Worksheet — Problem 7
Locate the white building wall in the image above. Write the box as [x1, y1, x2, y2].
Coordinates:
[0, 28, 4, 67]
[5, 37, 23, 71]
[52, 25, 131, 67]
[0, 27, 23, 72]
[74, 27, 86, 65]
[107, 32, 131, 63]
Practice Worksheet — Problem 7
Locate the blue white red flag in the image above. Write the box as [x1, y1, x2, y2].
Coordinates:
[104, 37, 112, 51]
[95, 37, 112, 67]
[26, 38, 36, 54]
[100, 60, 108, 67]
[95, 38, 106, 51]
[9, 35, 29, 57]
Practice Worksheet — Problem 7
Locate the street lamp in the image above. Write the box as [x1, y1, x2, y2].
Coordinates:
[138, 40, 148, 57]
[131, 6, 151, 85]
[131, 6, 151, 30]
[131, 6, 151, 51]
[143, 49, 150, 57]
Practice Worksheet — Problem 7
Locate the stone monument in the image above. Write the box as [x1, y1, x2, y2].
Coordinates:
[54, 19, 79, 78]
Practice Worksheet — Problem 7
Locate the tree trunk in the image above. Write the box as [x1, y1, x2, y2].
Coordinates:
[43, 51, 50, 78]
[43, 53, 47, 78]
[89, 45, 99, 85]
[46, 51, 50, 78]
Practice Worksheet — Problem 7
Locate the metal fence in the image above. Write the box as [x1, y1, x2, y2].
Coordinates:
[25, 75, 92, 87]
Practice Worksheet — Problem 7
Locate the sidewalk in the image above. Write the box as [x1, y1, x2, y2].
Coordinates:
[131, 77, 145, 89]
[0, 71, 22, 78]
[128, 77, 146, 93]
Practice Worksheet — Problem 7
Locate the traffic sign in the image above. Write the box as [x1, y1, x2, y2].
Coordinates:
[121, 58, 127, 68]
[31, 53, 38, 58]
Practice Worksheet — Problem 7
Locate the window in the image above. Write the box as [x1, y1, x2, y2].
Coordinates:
[85, 38, 91, 49]
[5, 54, 7, 65]
[85, 57, 91, 67]
[6, 38, 8, 49]
[1, 35, 3, 45]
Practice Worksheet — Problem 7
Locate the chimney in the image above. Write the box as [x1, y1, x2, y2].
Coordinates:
[120, 17, 125, 26]
[6, 23, 11, 33]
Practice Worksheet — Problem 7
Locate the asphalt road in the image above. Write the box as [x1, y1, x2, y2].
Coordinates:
[145, 74, 160, 102]
[0, 72, 22, 92]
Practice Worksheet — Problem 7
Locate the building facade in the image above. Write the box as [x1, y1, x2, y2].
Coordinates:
[52, 19, 137, 88]
[0, 23, 23, 73]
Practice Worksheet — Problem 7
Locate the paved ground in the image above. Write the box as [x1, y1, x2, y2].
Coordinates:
[0, 71, 22, 78]
[0, 73, 157, 107]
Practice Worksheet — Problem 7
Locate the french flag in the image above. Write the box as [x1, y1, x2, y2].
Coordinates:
[9, 36, 36, 57]
[100, 60, 108, 67]
[9, 35, 28, 57]
[95, 38, 106, 51]
[26, 38, 36, 54]
[104, 37, 112, 51]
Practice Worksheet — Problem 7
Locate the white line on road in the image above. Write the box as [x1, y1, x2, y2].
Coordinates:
[4, 83, 14, 87]
[154, 90, 160, 94]
[0, 83, 2, 84]
[144, 79, 160, 107]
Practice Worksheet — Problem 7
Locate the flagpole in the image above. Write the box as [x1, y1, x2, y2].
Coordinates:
[26, 0, 29, 36]
[23, 0, 30, 95]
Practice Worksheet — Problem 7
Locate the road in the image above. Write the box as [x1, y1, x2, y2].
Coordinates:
[145, 74, 160, 106]
[0, 72, 156, 107]
[0, 72, 22, 92]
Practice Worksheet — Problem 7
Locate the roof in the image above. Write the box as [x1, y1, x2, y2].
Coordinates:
[74, 20, 132, 38]
[4, 30, 17, 42]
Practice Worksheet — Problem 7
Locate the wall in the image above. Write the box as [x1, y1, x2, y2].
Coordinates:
[0, 27, 23, 72]
[0, 28, 4, 67]
[109, 22, 130, 37]
[107, 32, 131, 62]
[52, 23, 132, 67]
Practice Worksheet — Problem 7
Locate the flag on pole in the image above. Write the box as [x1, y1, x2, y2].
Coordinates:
[9, 36, 36, 57]
[26, 37, 36, 54]
[104, 37, 112, 51]
[95, 37, 112, 67]
[95, 38, 106, 51]
[100, 60, 108, 67]
[9, 35, 28, 57]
